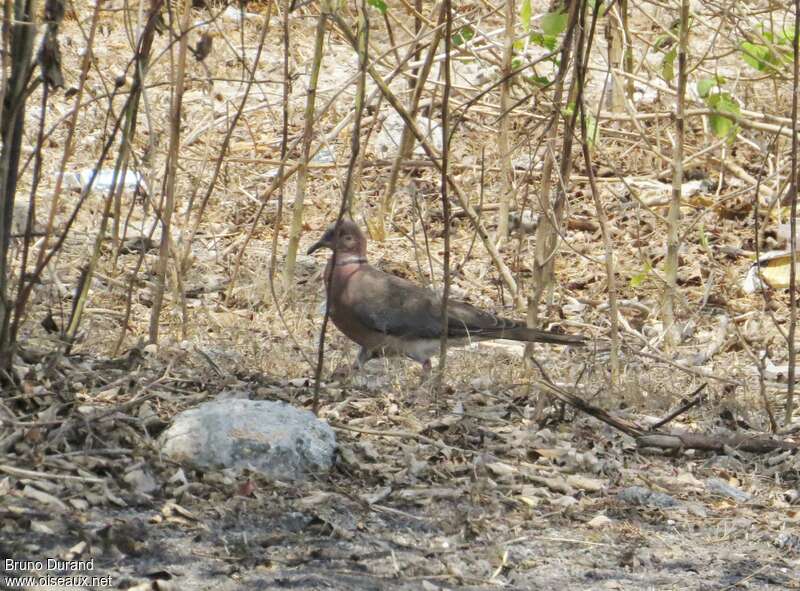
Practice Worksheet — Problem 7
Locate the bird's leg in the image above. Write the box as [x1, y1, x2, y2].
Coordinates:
[419, 359, 432, 384]
[356, 347, 373, 369]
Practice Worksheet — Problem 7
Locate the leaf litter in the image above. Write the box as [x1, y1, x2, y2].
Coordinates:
[2, 1, 800, 589]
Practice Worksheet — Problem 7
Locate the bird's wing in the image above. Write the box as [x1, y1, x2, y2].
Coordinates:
[345, 267, 442, 339]
[445, 299, 520, 337]
[345, 266, 516, 340]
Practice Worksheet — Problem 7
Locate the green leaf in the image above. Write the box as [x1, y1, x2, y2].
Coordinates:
[778, 26, 797, 45]
[542, 10, 567, 37]
[707, 92, 740, 116]
[584, 112, 599, 149]
[661, 48, 676, 83]
[511, 57, 523, 71]
[708, 114, 733, 138]
[453, 25, 474, 46]
[530, 74, 551, 87]
[653, 34, 672, 51]
[630, 261, 652, 288]
[740, 41, 773, 72]
[529, 32, 558, 51]
[696, 78, 715, 98]
[698, 223, 710, 250]
[630, 271, 648, 288]
[591, 0, 605, 15]
[520, 0, 531, 33]
[706, 93, 739, 138]
[367, 0, 387, 14]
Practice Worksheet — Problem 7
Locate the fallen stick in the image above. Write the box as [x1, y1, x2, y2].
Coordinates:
[536, 380, 798, 454]
[636, 432, 796, 453]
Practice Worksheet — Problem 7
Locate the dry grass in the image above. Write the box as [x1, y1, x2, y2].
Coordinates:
[3, 6, 800, 587]
[7, 0, 796, 429]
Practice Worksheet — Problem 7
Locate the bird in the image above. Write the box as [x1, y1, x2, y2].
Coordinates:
[307, 219, 586, 379]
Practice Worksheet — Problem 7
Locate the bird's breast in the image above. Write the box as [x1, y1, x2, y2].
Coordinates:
[326, 266, 376, 347]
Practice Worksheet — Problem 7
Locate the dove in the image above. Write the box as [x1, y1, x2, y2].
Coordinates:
[307, 219, 585, 377]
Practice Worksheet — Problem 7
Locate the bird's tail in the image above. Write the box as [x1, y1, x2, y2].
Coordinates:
[496, 327, 587, 346]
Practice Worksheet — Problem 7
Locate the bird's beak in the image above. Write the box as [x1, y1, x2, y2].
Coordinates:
[307, 237, 331, 255]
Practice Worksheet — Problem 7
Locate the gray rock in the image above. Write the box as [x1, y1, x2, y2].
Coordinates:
[123, 466, 159, 495]
[617, 486, 679, 508]
[775, 532, 800, 553]
[160, 399, 336, 482]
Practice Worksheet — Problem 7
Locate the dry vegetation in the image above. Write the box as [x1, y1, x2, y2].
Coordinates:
[1, 0, 800, 588]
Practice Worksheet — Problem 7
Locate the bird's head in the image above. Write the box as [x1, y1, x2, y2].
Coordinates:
[307, 219, 367, 257]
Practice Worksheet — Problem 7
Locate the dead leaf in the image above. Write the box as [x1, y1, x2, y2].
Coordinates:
[566, 474, 605, 492]
[359, 486, 391, 505]
[587, 514, 613, 528]
[487, 461, 518, 479]
[22, 485, 67, 511]
[162, 501, 197, 521]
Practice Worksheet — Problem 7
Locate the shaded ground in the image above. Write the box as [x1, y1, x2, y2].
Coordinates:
[1, 351, 798, 590]
[1, 493, 796, 590]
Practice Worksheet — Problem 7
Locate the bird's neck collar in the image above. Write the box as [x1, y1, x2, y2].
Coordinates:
[332, 255, 367, 267]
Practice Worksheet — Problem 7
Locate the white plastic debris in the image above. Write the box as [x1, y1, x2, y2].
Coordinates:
[626, 177, 712, 207]
[311, 146, 336, 164]
[221, 5, 261, 23]
[777, 222, 800, 247]
[761, 355, 800, 383]
[376, 112, 442, 158]
[742, 250, 800, 293]
[63, 169, 142, 193]
[633, 85, 659, 105]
